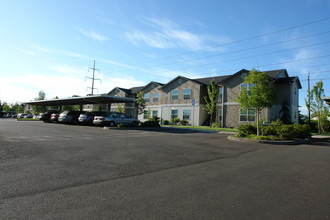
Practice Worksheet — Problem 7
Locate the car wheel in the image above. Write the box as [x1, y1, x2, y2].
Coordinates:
[109, 121, 116, 127]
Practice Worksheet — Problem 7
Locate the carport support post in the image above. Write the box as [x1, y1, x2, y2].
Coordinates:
[108, 103, 111, 112]
[80, 105, 83, 111]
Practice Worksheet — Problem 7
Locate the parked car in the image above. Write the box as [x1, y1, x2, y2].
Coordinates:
[17, 113, 27, 118]
[58, 111, 85, 124]
[78, 111, 107, 125]
[93, 112, 139, 127]
[50, 113, 60, 122]
[24, 114, 33, 118]
[39, 110, 60, 123]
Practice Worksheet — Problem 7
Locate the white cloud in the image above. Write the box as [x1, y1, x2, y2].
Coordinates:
[126, 17, 230, 51]
[78, 29, 108, 42]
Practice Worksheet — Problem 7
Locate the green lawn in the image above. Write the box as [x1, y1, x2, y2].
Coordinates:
[163, 125, 239, 132]
[17, 118, 39, 121]
[311, 132, 330, 136]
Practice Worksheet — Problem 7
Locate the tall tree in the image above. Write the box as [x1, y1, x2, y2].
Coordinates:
[204, 80, 218, 126]
[32, 90, 47, 114]
[279, 98, 291, 124]
[237, 69, 275, 136]
[306, 81, 329, 133]
[135, 91, 146, 115]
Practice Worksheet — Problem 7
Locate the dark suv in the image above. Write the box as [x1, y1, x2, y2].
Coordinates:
[58, 111, 85, 124]
[39, 110, 60, 123]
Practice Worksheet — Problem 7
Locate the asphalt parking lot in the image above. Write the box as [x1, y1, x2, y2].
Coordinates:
[1, 119, 330, 219]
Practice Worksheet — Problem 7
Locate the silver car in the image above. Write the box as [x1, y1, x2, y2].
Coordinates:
[93, 112, 139, 127]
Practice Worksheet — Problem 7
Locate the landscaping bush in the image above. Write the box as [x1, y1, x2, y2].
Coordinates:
[162, 120, 169, 125]
[211, 122, 221, 128]
[140, 121, 160, 127]
[170, 117, 181, 125]
[237, 124, 257, 137]
[180, 120, 189, 126]
[276, 124, 311, 140]
[262, 125, 277, 136]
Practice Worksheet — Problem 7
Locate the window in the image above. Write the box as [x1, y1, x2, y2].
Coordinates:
[240, 108, 255, 121]
[219, 86, 223, 101]
[183, 109, 191, 120]
[144, 93, 150, 102]
[172, 90, 179, 100]
[143, 110, 148, 119]
[171, 109, 178, 119]
[153, 93, 159, 102]
[152, 110, 158, 118]
[219, 109, 223, 121]
[240, 84, 255, 95]
[183, 89, 191, 99]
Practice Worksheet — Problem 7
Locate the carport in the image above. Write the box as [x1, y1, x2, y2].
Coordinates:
[322, 97, 330, 106]
[24, 94, 136, 111]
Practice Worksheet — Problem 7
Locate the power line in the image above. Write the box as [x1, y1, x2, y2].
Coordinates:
[102, 16, 330, 72]
[107, 30, 330, 74]
[147, 40, 330, 75]
[187, 54, 330, 78]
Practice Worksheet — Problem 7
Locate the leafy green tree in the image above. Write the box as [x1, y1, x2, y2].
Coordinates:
[204, 80, 218, 126]
[237, 69, 275, 136]
[306, 81, 329, 133]
[63, 105, 80, 111]
[32, 90, 47, 114]
[3, 103, 11, 112]
[135, 91, 146, 115]
[117, 104, 124, 113]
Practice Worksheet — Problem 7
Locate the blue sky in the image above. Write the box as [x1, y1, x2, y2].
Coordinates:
[1, 0, 330, 114]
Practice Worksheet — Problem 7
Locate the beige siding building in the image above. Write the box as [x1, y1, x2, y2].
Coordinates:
[107, 69, 301, 128]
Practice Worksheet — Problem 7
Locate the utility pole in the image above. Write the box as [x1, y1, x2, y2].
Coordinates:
[308, 72, 311, 125]
[86, 60, 101, 95]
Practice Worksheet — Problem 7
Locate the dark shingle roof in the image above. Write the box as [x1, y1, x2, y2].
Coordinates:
[130, 86, 145, 94]
[192, 75, 231, 85]
[263, 69, 288, 79]
[274, 76, 302, 89]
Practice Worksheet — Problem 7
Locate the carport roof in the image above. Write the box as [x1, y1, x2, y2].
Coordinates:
[24, 94, 136, 106]
[322, 96, 330, 105]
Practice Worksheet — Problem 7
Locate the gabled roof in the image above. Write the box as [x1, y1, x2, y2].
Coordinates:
[192, 75, 231, 85]
[130, 86, 145, 94]
[263, 69, 288, 79]
[139, 81, 165, 91]
[161, 75, 204, 89]
[274, 76, 302, 89]
[218, 69, 249, 83]
[107, 87, 132, 95]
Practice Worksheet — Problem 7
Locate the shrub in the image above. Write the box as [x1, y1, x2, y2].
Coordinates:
[262, 125, 277, 136]
[162, 120, 169, 125]
[140, 121, 160, 127]
[180, 120, 189, 126]
[275, 124, 311, 140]
[170, 117, 181, 125]
[237, 124, 257, 137]
[211, 122, 221, 128]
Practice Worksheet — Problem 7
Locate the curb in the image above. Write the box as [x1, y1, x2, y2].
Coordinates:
[227, 135, 312, 145]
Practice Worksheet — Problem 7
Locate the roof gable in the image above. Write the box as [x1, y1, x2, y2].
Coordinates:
[140, 81, 164, 92]
[161, 75, 203, 90]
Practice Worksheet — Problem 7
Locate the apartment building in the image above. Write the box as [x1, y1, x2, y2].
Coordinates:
[107, 69, 301, 128]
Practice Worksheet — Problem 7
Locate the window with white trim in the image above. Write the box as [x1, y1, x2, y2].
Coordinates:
[153, 93, 159, 102]
[219, 86, 223, 101]
[152, 110, 158, 118]
[171, 109, 178, 118]
[219, 109, 223, 122]
[240, 84, 255, 95]
[183, 89, 191, 99]
[144, 93, 150, 102]
[172, 90, 179, 100]
[240, 108, 256, 121]
[183, 109, 191, 120]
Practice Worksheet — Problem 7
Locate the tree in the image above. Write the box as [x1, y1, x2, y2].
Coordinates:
[32, 90, 47, 114]
[204, 80, 218, 126]
[237, 69, 275, 136]
[117, 104, 124, 113]
[135, 91, 146, 115]
[306, 81, 329, 133]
